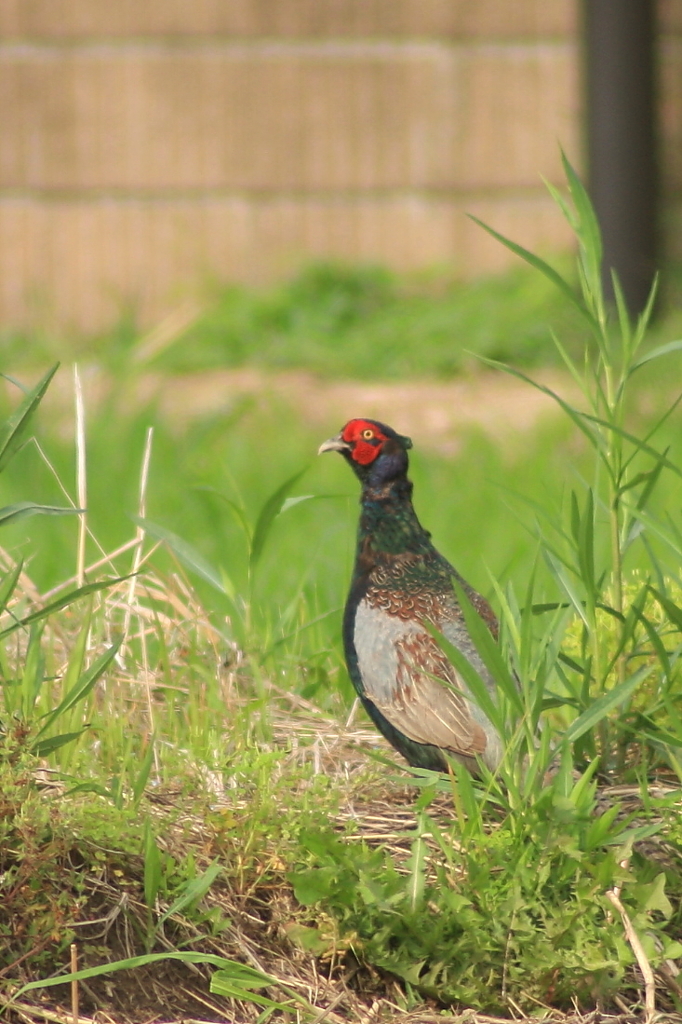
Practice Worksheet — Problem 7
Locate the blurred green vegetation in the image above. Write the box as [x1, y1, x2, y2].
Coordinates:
[5, 257, 682, 380]
[2, 260, 590, 378]
[163, 261, 587, 377]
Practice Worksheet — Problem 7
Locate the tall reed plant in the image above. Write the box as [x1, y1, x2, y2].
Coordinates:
[466, 153, 682, 780]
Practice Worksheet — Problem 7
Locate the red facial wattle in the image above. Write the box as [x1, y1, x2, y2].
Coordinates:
[341, 419, 388, 465]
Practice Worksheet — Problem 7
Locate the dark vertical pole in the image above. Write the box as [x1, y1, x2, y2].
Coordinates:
[584, 0, 658, 315]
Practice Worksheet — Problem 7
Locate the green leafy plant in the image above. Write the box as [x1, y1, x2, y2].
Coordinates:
[289, 775, 670, 1013]
[470, 151, 682, 776]
[136, 260, 582, 379]
[141, 818, 222, 952]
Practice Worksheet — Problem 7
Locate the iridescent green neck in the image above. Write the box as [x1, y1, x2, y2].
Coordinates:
[357, 478, 432, 557]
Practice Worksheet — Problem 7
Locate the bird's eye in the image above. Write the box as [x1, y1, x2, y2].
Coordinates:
[362, 429, 374, 440]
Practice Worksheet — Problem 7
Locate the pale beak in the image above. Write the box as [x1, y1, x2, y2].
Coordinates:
[318, 433, 350, 455]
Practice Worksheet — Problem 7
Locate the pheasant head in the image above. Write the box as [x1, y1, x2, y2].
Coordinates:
[318, 418, 413, 488]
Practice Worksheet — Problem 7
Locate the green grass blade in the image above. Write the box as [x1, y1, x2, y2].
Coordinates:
[542, 549, 588, 627]
[59, 603, 92, 701]
[648, 587, 682, 635]
[427, 625, 501, 730]
[210, 968, 312, 1011]
[0, 501, 81, 527]
[261, 604, 341, 659]
[0, 575, 133, 640]
[617, 464, 662, 501]
[406, 814, 427, 911]
[632, 272, 660, 350]
[581, 412, 682, 480]
[630, 392, 682, 470]
[570, 490, 581, 548]
[630, 338, 682, 372]
[0, 363, 59, 474]
[563, 665, 653, 744]
[132, 739, 156, 805]
[209, 978, 293, 1011]
[577, 489, 596, 600]
[611, 271, 632, 358]
[0, 371, 30, 392]
[134, 516, 228, 594]
[35, 638, 122, 738]
[550, 329, 591, 396]
[468, 215, 596, 329]
[480, 359, 607, 457]
[451, 580, 522, 711]
[544, 178, 578, 232]
[20, 623, 45, 718]
[422, 811, 456, 866]
[143, 820, 163, 909]
[193, 485, 253, 542]
[15, 950, 309, 1017]
[0, 558, 23, 613]
[448, 757, 484, 825]
[630, 606, 672, 682]
[561, 150, 603, 288]
[32, 729, 89, 757]
[157, 860, 222, 928]
[249, 469, 306, 571]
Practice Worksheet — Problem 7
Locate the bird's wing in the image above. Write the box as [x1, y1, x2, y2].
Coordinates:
[441, 560, 500, 641]
[370, 629, 488, 757]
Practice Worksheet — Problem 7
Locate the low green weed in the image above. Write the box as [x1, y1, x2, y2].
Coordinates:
[0, 743, 321, 1019]
[13, 952, 315, 1019]
[2, 261, 584, 380]
[157, 261, 584, 379]
[289, 775, 673, 1013]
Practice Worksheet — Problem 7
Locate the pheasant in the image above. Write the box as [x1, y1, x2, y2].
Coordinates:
[319, 418, 502, 774]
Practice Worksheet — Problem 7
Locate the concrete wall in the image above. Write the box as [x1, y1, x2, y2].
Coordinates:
[0, 1, 678, 331]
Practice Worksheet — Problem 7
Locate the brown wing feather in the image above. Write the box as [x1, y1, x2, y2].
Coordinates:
[468, 590, 499, 640]
[370, 630, 488, 756]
